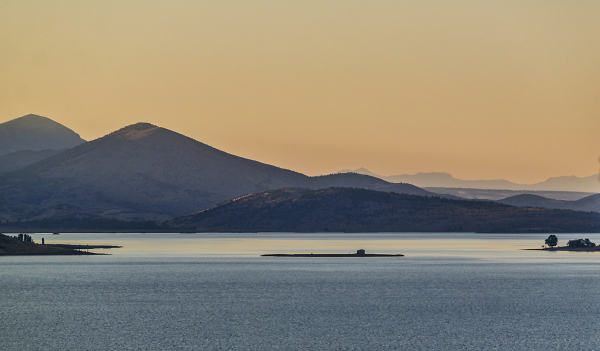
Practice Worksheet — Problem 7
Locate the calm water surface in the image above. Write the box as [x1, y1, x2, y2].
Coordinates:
[2, 233, 599, 350]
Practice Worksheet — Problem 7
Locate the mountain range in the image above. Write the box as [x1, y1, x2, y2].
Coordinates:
[1, 114, 599, 231]
[0, 121, 442, 221]
[339, 168, 600, 193]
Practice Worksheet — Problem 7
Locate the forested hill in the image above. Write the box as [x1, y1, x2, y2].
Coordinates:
[168, 187, 600, 233]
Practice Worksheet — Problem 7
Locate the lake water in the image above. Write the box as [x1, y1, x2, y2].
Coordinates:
[1, 233, 600, 350]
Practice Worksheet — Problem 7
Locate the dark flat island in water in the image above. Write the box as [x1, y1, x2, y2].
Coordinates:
[0, 233, 120, 255]
[262, 249, 404, 257]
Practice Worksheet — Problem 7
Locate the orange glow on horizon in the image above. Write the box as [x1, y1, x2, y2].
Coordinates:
[1, 1, 599, 183]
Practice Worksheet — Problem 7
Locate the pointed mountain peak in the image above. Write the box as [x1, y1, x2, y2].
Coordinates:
[121, 122, 157, 131]
[106, 122, 161, 141]
[16, 113, 50, 121]
[4, 114, 66, 127]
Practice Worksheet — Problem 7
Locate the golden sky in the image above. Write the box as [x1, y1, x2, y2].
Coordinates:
[1, 1, 599, 183]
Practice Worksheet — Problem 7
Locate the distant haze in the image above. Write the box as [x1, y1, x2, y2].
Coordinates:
[1, 1, 599, 183]
[340, 168, 600, 193]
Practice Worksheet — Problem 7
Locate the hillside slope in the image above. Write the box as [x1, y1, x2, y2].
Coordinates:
[0, 149, 65, 173]
[0, 123, 438, 220]
[168, 188, 600, 233]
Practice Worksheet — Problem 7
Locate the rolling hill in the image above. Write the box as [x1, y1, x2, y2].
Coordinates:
[497, 193, 600, 213]
[423, 188, 595, 201]
[168, 187, 600, 233]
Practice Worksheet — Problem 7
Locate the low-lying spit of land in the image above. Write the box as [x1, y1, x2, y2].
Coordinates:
[0, 233, 120, 255]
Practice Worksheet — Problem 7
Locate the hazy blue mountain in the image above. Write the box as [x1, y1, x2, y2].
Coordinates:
[339, 168, 600, 193]
[497, 194, 571, 209]
[168, 187, 600, 233]
[306, 172, 451, 198]
[0, 114, 86, 156]
[0, 123, 442, 221]
[530, 174, 600, 192]
[424, 188, 595, 201]
[497, 193, 600, 213]
[0, 149, 65, 173]
[573, 193, 600, 212]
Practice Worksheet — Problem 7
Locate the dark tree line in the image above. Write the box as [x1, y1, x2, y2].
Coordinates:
[545, 235, 596, 248]
[567, 238, 596, 248]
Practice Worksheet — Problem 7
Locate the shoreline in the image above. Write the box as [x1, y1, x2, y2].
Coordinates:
[0, 233, 120, 256]
[3, 228, 600, 234]
[524, 247, 600, 252]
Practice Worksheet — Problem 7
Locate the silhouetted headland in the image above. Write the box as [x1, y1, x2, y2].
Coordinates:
[0, 233, 120, 255]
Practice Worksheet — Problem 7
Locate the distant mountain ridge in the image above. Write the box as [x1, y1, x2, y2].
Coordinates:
[339, 168, 600, 193]
[497, 193, 600, 213]
[0, 123, 444, 221]
[0, 114, 85, 156]
[423, 188, 596, 201]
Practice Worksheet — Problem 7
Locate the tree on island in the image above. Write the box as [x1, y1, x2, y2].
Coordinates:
[567, 238, 596, 248]
[544, 235, 558, 248]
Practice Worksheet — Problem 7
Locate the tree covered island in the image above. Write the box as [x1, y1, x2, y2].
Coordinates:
[526, 235, 600, 251]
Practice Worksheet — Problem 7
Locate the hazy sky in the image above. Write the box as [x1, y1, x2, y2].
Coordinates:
[1, 1, 599, 183]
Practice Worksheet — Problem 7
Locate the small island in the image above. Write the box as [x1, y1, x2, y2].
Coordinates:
[526, 235, 600, 252]
[0, 233, 120, 256]
[262, 249, 404, 257]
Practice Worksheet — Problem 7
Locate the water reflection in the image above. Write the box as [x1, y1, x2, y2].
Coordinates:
[3, 232, 600, 350]
[21, 232, 600, 263]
